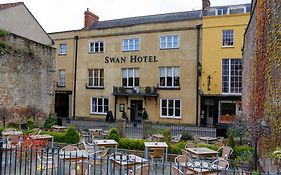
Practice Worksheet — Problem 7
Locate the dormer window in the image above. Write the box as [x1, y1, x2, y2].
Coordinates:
[216, 9, 227, 15]
[228, 6, 246, 14]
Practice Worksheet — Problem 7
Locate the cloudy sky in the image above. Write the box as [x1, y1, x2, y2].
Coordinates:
[0, 0, 250, 33]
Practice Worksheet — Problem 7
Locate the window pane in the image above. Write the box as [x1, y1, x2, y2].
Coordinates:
[135, 77, 139, 86]
[122, 78, 127, 86]
[161, 100, 167, 108]
[167, 68, 172, 86]
[175, 109, 180, 117]
[167, 36, 172, 48]
[175, 100, 180, 108]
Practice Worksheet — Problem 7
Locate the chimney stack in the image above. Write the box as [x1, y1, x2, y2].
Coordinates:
[84, 8, 99, 29]
[202, 0, 211, 16]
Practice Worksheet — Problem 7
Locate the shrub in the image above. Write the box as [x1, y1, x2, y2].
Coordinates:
[197, 143, 220, 151]
[106, 128, 120, 142]
[26, 118, 35, 129]
[121, 111, 128, 121]
[0, 29, 10, 36]
[227, 131, 235, 148]
[7, 122, 20, 129]
[180, 131, 192, 141]
[232, 145, 254, 168]
[64, 126, 80, 144]
[162, 129, 171, 143]
[44, 114, 57, 129]
[118, 138, 145, 150]
[40, 131, 66, 143]
[0, 127, 4, 135]
[168, 141, 186, 154]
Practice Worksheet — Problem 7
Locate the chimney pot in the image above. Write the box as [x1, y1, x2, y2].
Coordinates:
[202, 0, 211, 16]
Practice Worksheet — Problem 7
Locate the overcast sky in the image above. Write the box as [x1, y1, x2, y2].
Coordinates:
[0, 0, 250, 33]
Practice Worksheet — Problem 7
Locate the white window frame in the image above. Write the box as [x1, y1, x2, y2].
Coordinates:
[121, 68, 139, 87]
[160, 35, 179, 49]
[58, 69, 65, 86]
[222, 30, 234, 47]
[160, 99, 181, 119]
[88, 69, 104, 87]
[215, 9, 225, 15]
[159, 67, 180, 88]
[90, 97, 109, 115]
[59, 43, 67, 55]
[221, 59, 242, 95]
[122, 38, 140, 51]
[89, 41, 104, 53]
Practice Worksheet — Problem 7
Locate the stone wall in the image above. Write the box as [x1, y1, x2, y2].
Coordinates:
[0, 33, 55, 125]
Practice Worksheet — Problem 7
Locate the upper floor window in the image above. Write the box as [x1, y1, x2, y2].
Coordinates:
[160, 35, 179, 49]
[91, 97, 109, 114]
[222, 30, 234, 47]
[58, 69, 65, 87]
[122, 68, 139, 87]
[160, 99, 181, 118]
[222, 59, 242, 94]
[159, 67, 180, 88]
[59, 43, 67, 55]
[216, 9, 227, 15]
[89, 41, 104, 53]
[123, 38, 140, 51]
[88, 69, 104, 87]
[228, 6, 246, 14]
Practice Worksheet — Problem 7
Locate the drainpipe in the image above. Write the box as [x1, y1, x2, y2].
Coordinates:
[73, 35, 79, 120]
[196, 24, 202, 127]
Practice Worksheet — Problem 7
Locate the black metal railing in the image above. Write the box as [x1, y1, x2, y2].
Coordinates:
[113, 86, 158, 97]
[0, 143, 277, 175]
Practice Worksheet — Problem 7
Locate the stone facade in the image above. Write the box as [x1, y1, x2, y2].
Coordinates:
[0, 33, 55, 124]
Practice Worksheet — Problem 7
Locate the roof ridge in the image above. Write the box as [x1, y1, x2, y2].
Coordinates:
[0, 2, 23, 10]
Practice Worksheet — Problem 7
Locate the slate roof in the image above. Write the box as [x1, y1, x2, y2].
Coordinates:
[0, 2, 23, 10]
[89, 10, 202, 29]
[206, 3, 251, 16]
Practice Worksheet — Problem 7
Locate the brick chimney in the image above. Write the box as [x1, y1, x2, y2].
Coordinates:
[202, 0, 211, 16]
[84, 8, 99, 29]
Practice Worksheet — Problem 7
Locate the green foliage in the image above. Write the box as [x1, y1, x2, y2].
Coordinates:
[7, 122, 20, 129]
[27, 47, 36, 56]
[44, 114, 57, 129]
[227, 129, 235, 148]
[272, 147, 281, 159]
[142, 110, 148, 120]
[162, 129, 171, 143]
[168, 141, 186, 154]
[0, 29, 10, 36]
[40, 131, 66, 143]
[64, 126, 80, 144]
[0, 127, 4, 135]
[106, 128, 120, 142]
[232, 145, 254, 168]
[180, 131, 192, 141]
[197, 143, 220, 151]
[121, 111, 128, 121]
[26, 118, 35, 129]
[118, 138, 145, 150]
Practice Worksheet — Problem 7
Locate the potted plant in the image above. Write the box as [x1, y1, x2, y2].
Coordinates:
[142, 110, 148, 120]
[121, 111, 128, 121]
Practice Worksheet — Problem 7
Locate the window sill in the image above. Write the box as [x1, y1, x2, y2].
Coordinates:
[160, 47, 179, 50]
[86, 86, 104, 89]
[160, 116, 181, 119]
[57, 85, 66, 88]
[58, 53, 67, 56]
[221, 93, 242, 96]
[221, 46, 234, 48]
[157, 87, 180, 90]
[89, 52, 104, 54]
[90, 113, 107, 115]
[122, 50, 139, 52]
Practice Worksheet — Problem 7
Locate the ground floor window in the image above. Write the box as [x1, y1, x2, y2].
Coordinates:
[91, 97, 109, 114]
[219, 100, 241, 123]
[160, 99, 181, 118]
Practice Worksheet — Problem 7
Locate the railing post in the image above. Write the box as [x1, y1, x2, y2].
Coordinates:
[117, 118, 126, 137]
[143, 120, 152, 139]
[0, 138, 2, 175]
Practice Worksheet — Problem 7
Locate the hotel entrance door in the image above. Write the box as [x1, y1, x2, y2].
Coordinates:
[130, 100, 143, 122]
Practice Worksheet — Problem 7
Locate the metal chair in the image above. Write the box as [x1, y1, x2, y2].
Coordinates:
[149, 148, 164, 163]
[129, 164, 149, 175]
[172, 165, 194, 175]
[61, 145, 79, 151]
[217, 146, 233, 160]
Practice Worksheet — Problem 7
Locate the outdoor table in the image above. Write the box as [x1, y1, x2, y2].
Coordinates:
[93, 139, 118, 152]
[30, 134, 54, 148]
[185, 147, 218, 159]
[144, 142, 168, 162]
[51, 125, 68, 132]
[88, 128, 103, 132]
[58, 150, 88, 175]
[198, 136, 217, 144]
[2, 130, 23, 137]
[152, 134, 164, 141]
[111, 154, 148, 173]
[185, 160, 220, 175]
